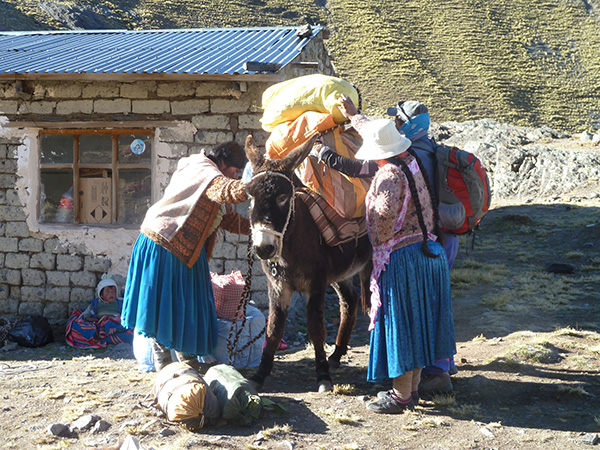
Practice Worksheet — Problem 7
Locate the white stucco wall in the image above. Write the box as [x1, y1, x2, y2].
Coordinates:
[9, 124, 141, 278]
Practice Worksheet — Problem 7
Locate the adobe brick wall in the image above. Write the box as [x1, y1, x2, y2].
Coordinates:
[0, 41, 337, 329]
[0, 78, 273, 328]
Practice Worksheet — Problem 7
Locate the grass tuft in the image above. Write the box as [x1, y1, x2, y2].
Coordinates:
[557, 385, 591, 397]
[260, 423, 292, 439]
[507, 343, 558, 364]
[431, 394, 457, 407]
[333, 384, 356, 395]
[448, 403, 481, 418]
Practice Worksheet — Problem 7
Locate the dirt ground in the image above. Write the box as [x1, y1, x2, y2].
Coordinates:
[1, 197, 599, 450]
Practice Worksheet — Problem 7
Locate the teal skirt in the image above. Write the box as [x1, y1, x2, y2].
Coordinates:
[122, 234, 218, 356]
[367, 241, 456, 382]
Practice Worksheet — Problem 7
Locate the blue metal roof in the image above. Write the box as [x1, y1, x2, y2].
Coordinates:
[0, 27, 323, 76]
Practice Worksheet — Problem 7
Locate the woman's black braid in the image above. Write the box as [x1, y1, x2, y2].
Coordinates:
[406, 148, 445, 247]
[391, 155, 439, 259]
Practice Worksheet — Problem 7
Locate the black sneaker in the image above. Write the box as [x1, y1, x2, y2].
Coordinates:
[377, 389, 420, 406]
[418, 372, 453, 399]
[366, 395, 414, 414]
[376, 389, 394, 399]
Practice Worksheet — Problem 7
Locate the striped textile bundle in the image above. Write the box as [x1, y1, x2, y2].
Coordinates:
[296, 188, 367, 247]
[297, 126, 370, 219]
[65, 309, 133, 348]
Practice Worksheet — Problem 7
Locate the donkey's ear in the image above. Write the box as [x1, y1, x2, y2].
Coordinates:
[281, 135, 318, 172]
[245, 135, 264, 170]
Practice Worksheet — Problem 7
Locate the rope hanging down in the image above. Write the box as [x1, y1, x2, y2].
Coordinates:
[226, 236, 266, 364]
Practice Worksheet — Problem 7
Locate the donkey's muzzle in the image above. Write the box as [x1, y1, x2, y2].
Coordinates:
[251, 225, 280, 260]
[254, 243, 277, 260]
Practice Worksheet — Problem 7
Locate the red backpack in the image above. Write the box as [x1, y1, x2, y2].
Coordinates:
[433, 140, 491, 234]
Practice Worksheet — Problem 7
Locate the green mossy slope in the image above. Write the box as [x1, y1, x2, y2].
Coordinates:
[2, 0, 599, 132]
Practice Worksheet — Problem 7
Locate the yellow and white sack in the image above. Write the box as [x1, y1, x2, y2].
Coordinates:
[152, 362, 220, 429]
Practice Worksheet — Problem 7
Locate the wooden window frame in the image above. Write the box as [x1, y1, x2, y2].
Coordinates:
[40, 128, 154, 225]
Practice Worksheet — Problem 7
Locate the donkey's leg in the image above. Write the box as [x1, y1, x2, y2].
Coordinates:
[305, 285, 333, 393]
[250, 282, 293, 391]
[328, 279, 359, 369]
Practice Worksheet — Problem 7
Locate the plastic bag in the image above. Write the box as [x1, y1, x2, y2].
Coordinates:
[8, 315, 54, 348]
[213, 305, 266, 369]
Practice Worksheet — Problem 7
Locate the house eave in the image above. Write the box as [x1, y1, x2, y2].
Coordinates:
[0, 72, 285, 82]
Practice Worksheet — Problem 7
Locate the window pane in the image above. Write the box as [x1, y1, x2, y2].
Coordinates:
[118, 135, 152, 164]
[41, 135, 73, 164]
[80, 135, 112, 164]
[118, 169, 151, 224]
[40, 170, 73, 223]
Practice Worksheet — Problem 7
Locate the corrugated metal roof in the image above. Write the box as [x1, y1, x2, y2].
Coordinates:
[0, 27, 323, 76]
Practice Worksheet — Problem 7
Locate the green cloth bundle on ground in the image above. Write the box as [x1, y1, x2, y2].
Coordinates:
[204, 364, 262, 425]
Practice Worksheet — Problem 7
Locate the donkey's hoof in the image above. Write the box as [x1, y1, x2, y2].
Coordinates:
[328, 358, 341, 370]
[249, 376, 264, 392]
[318, 380, 333, 393]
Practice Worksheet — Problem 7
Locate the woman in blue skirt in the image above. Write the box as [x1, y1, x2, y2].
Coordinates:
[122, 141, 249, 371]
[331, 96, 456, 413]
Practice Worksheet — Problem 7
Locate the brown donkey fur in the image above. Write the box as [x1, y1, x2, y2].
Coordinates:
[244, 135, 372, 392]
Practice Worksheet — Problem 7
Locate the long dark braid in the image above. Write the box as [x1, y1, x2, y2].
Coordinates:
[389, 155, 439, 259]
[406, 148, 445, 247]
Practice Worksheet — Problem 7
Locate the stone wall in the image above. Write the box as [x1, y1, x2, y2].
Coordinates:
[0, 75, 298, 327]
[0, 33, 337, 328]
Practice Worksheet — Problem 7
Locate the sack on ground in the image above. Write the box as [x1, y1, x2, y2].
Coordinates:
[152, 362, 219, 429]
[8, 315, 53, 348]
[204, 364, 262, 426]
[260, 74, 359, 132]
[432, 141, 491, 234]
[213, 304, 266, 369]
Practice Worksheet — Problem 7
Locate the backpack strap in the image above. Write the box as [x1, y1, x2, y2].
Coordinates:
[410, 139, 436, 155]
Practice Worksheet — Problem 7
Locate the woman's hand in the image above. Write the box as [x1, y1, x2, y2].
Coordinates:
[338, 94, 358, 118]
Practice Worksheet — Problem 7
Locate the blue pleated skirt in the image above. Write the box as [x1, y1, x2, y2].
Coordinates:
[122, 234, 218, 356]
[367, 241, 456, 382]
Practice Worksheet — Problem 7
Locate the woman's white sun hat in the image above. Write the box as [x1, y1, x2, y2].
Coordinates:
[354, 118, 412, 160]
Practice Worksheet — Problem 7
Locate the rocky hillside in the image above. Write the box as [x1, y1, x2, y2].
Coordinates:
[432, 120, 600, 202]
[1, 0, 599, 134]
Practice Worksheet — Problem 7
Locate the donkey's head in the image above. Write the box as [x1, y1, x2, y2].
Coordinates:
[244, 135, 315, 261]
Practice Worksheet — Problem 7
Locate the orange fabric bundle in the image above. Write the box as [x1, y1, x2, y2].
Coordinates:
[298, 127, 370, 219]
[265, 109, 369, 219]
[266, 111, 336, 159]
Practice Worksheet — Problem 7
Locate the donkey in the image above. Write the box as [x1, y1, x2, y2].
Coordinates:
[244, 135, 372, 392]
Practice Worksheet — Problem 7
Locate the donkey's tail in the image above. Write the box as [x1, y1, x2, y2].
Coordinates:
[359, 259, 372, 314]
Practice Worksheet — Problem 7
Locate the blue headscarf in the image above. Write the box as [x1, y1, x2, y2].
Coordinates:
[388, 100, 431, 142]
[399, 111, 430, 142]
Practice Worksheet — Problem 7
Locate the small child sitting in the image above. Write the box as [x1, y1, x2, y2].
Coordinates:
[66, 277, 133, 349]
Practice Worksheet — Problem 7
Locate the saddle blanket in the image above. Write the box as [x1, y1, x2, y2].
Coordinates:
[297, 188, 367, 247]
